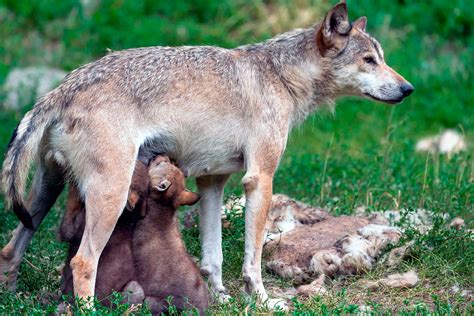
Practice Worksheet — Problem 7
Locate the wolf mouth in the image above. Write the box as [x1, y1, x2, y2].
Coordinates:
[364, 93, 403, 105]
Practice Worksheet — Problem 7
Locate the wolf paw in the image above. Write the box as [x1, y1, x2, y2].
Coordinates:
[264, 298, 288, 311]
[213, 290, 231, 304]
[0, 254, 18, 291]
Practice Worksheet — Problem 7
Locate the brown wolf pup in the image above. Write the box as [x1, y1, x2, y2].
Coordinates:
[1, 1, 413, 306]
[60, 156, 207, 314]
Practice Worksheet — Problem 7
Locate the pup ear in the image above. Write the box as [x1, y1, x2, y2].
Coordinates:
[152, 179, 171, 192]
[353, 16, 367, 31]
[178, 190, 200, 206]
[126, 190, 140, 212]
[317, 1, 351, 55]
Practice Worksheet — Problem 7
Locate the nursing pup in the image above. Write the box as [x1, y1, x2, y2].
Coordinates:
[60, 156, 207, 314]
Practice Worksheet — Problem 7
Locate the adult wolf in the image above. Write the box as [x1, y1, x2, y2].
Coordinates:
[1, 1, 413, 306]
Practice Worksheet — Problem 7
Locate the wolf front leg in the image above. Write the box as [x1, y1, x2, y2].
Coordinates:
[241, 147, 286, 309]
[69, 147, 136, 306]
[196, 174, 230, 302]
[241, 171, 272, 300]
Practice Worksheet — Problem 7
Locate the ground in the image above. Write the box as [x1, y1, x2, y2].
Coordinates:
[0, 0, 472, 314]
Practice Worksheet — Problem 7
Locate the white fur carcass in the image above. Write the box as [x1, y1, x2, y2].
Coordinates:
[263, 195, 404, 293]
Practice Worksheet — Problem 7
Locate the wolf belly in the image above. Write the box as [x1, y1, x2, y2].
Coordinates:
[142, 128, 245, 177]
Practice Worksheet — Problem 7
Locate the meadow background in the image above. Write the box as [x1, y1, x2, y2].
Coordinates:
[0, 0, 472, 314]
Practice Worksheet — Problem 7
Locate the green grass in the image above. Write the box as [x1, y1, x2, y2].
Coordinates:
[0, 0, 473, 314]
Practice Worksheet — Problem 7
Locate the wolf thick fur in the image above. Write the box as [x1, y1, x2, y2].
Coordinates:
[1, 1, 413, 303]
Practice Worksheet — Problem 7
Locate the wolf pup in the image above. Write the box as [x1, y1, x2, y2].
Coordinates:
[1, 1, 413, 305]
[60, 156, 207, 313]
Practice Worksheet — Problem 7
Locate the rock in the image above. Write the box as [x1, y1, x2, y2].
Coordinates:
[3, 67, 66, 110]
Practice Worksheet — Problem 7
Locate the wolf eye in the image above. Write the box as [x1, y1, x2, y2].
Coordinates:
[364, 56, 377, 65]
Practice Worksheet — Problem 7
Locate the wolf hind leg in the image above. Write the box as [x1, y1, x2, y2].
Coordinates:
[0, 162, 64, 290]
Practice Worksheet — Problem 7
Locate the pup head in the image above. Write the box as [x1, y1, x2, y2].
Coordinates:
[317, 1, 414, 104]
[148, 155, 200, 207]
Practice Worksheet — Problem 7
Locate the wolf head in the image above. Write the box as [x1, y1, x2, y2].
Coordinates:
[317, 1, 413, 104]
[148, 155, 200, 208]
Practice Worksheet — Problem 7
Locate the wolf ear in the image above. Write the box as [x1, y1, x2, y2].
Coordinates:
[353, 16, 367, 31]
[178, 190, 200, 206]
[317, 1, 351, 55]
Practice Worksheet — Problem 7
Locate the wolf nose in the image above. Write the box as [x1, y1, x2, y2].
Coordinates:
[400, 83, 414, 97]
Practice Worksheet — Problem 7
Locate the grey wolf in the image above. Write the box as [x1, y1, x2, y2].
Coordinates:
[1, 0, 413, 305]
[60, 156, 207, 313]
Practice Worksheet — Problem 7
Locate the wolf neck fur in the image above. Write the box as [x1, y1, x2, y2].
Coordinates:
[239, 25, 338, 126]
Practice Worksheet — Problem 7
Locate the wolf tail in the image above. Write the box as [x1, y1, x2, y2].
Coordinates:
[1, 90, 63, 229]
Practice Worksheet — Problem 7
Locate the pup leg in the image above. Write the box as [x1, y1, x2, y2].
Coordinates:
[59, 187, 85, 299]
[59, 186, 85, 242]
[70, 155, 136, 305]
[196, 174, 229, 302]
[0, 163, 64, 290]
